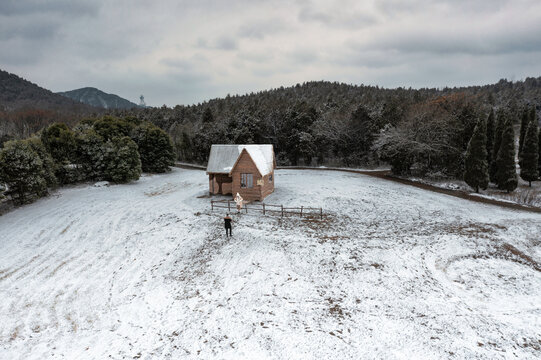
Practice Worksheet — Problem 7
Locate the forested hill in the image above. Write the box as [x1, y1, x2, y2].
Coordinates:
[0, 69, 101, 142]
[112, 77, 541, 170]
[58, 87, 139, 110]
[0, 70, 95, 112]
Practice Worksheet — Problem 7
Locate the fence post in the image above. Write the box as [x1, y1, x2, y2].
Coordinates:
[320, 208, 323, 220]
[281, 205, 284, 217]
[211, 200, 214, 211]
[263, 204, 265, 215]
[245, 204, 248, 214]
[228, 200, 230, 212]
[300, 206, 303, 217]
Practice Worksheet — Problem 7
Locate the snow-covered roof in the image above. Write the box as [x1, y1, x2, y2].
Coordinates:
[206, 144, 274, 175]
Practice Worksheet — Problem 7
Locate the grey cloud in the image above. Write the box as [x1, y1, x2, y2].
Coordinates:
[0, 38, 46, 65]
[215, 37, 238, 50]
[237, 19, 290, 39]
[358, 28, 541, 56]
[236, 51, 274, 64]
[0, 0, 99, 16]
[329, 47, 407, 69]
[298, 5, 376, 29]
[375, 0, 509, 18]
[0, 17, 59, 41]
[196, 36, 238, 51]
[288, 49, 319, 64]
[160, 58, 196, 70]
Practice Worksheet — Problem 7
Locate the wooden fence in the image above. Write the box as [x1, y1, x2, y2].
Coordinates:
[211, 199, 323, 219]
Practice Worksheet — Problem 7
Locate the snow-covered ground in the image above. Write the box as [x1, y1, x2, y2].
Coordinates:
[1, 169, 540, 359]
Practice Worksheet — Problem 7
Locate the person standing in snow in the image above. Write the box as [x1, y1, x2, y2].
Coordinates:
[224, 213, 232, 237]
[234, 192, 244, 213]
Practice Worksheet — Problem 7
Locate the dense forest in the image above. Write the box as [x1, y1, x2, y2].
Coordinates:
[107, 78, 541, 177]
[2, 71, 541, 182]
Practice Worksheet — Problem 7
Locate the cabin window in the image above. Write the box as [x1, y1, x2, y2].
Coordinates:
[241, 173, 253, 188]
[269, 174, 273, 182]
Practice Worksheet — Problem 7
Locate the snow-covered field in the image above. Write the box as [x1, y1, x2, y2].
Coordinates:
[1, 169, 540, 359]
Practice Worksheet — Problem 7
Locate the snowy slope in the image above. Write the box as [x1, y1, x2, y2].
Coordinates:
[0, 169, 540, 359]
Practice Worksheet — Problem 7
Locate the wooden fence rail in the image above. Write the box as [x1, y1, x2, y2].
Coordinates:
[211, 199, 323, 219]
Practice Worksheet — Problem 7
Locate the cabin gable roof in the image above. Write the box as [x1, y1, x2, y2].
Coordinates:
[206, 144, 274, 176]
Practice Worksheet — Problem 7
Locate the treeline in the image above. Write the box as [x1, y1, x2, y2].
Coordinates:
[107, 78, 541, 170]
[3, 77, 541, 194]
[376, 97, 540, 192]
[0, 116, 174, 204]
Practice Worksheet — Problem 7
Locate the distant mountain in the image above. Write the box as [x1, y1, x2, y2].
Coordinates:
[0, 69, 95, 112]
[58, 87, 139, 109]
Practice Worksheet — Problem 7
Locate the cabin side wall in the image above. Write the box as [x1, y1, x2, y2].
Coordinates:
[260, 170, 275, 199]
[231, 151, 262, 201]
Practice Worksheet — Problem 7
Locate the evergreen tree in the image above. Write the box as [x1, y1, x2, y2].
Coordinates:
[518, 107, 529, 157]
[94, 116, 134, 141]
[464, 117, 489, 192]
[75, 128, 107, 180]
[495, 119, 518, 192]
[132, 123, 175, 173]
[520, 121, 539, 186]
[202, 108, 214, 124]
[41, 122, 76, 163]
[489, 109, 505, 183]
[26, 137, 58, 188]
[0, 140, 49, 204]
[178, 131, 193, 162]
[529, 106, 536, 127]
[104, 136, 142, 183]
[485, 109, 495, 165]
[539, 127, 541, 175]
[41, 122, 78, 184]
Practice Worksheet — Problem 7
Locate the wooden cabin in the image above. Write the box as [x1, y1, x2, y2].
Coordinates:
[206, 144, 276, 201]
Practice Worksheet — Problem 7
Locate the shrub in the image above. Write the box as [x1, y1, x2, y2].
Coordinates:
[0, 140, 50, 204]
[104, 136, 142, 183]
[132, 123, 175, 172]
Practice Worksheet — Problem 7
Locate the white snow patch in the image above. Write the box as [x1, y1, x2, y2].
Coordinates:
[93, 181, 110, 187]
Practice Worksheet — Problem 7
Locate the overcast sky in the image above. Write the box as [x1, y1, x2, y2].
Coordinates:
[1, 0, 541, 107]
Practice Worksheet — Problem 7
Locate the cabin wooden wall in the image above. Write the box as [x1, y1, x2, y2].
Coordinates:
[261, 171, 275, 199]
[231, 151, 263, 201]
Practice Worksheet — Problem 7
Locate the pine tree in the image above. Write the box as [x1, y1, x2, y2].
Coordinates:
[520, 121, 539, 186]
[539, 127, 541, 175]
[202, 108, 214, 123]
[495, 119, 518, 192]
[529, 106, 536, 126]
[485, 109, 495, 165]
[489, 109, 505, 183]
[464, 117, 489, 192]
[518, 108, 529, 157]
